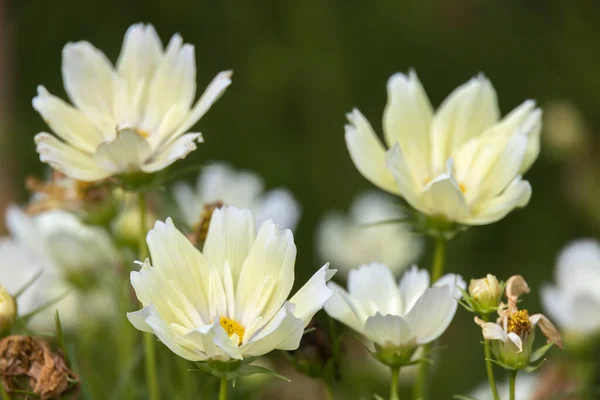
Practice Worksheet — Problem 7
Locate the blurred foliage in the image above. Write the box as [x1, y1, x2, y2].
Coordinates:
[3, 0, 600, 398]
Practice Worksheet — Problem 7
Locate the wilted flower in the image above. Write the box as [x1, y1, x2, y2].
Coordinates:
[316, 191, 423, 276]
[128, 207, 335, 362]
[345, 71, 541, 225]
[541, 240, 600, 338]
[467, 274, 502, 312]
[33, 23, 232, 181]
[475, 276, 562, 370]
[324, 264, 464, 366]
[173, 163, 301, 238]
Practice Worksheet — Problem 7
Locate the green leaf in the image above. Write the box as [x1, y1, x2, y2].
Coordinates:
[54, 311, 70, 367]
[530, 341, 555, 363]
[485, 358, 515, 371]
[525, 358, 546, 373]
[373, 394, 386, 400]
[19, 290, 71, 323]
[359, 218, 412, 228]
[14, 270, 43, 299]
[453, 395, 480, 400]
[235, 364, 291, 382]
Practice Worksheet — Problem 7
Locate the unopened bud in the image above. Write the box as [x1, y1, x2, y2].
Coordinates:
[0, 286, 17, 335]
[468, 274, 501, 311]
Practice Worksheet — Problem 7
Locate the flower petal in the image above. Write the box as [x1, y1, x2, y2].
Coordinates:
[345, 108, 399, 194]
[530, 313, 563, 349]
[364, 312, 415, 347]
[116, 23, 163, 93]
[324, 282, 367, 334]
[255, 188, 301, 231]
[145, 314, 205, 361]
[93, 129, 152, 174]
[421, 159, 469, 222]
[434, 273, 466, 300]
[476, 319, 508, 343]
[172, 181, 200, 226]
[468, 176, 531, 225]
[35, 133, 111, 181]
[398, 265, 430, 314]
[289, 263, 336, 325]
[141, 132, 203, 173]
[383, 70, 433, 184]
[507, 332, 523, 352]
[348, 262, 401, 316]
[431, 75, 499, 174]
[385, 144, 422, 208]
[404, 285, 458, 344]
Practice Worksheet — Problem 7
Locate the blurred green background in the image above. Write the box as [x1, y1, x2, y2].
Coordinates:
[3, 0, 600, 398]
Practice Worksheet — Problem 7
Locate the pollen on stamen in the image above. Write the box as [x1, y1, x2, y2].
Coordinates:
[134, 127, 150, 139]
[507, 309, 531, 336]
[459, 183, 467, 194]
[219, 316, 245, 346]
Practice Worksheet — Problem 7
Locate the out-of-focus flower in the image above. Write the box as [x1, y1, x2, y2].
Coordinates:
[541, 240, 600, 339]
[467, 274, 502, 313]
[5, 207, 120, 328]
[316, 191, 422, 277]
[0, 286, 16, 335]
[33, 23, 232, 182]
[173, 162, 301, 235]
[324, 264, 464, 366]
[110, 190, 156, 247]
[543, 101, 588, 160]
[470, 373, 539, 400]
[128, 207, 335, 361]
[475, 276, 562, 370]
[345, 71, 541, 225]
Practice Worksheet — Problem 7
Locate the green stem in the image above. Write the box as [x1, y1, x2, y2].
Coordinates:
[219, 377, 228, 400]
[1, 383, 11, 400]
[509, 370, 517, 400]
[482, 314, 500, 400]
[413, 236, 447, 400]
[390, 366, 401, 400]
[138, 192, 159, 400]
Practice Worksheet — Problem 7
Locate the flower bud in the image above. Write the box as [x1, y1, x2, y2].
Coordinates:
[0, 286, 17, 335]
[468, 274, 501, 311]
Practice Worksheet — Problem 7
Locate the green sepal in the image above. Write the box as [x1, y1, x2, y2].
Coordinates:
[524, 358, 546, 373]
[485, 357, 516, 371]
[373, 394, 386, 400]
[453, 395, 479, 400]
[190, 358, 289, 383]
[530, 340, 556, 363]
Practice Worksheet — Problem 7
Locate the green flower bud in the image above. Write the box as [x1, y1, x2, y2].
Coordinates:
[469, 274, 502, 311]
[0, 286, 17, 336]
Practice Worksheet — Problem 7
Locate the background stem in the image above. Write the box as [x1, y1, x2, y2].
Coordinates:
[482, 313, 500, 400]
[509, 370, 517, 400]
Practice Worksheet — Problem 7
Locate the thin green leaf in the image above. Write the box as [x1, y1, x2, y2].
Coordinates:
[19, 290, 71, 323]
[14, 270, 43, 299]
[359, 218, 411, 229]
[485, 358, 515, 370]
[453, 395, 480, 400]
[373, 395, 386, 400]
[525, 358, 546, 373]
[54, 311, 70, 367]
[236, 364, 291, 382]
[530, 341, 555, 363]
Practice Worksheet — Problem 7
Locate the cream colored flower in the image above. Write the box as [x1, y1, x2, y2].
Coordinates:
[468, 274, 502, 311]
[541, 239, 600, 336]
[345, 72, 541, 225]
[173, 162, 300, 232]
[128, 206, 335, 361]
[470, 373, 540, 400]
[316, 191, 422, 276]
[476, 276, 562, 369]
[324, 264, 464, 362]
[34, 23, 232, 181]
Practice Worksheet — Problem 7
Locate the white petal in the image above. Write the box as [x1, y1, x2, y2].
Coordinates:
[539, 284, 572, 330]
[212, 321, 243, 360]
[364, 313, 415, 347]
[404, 285, 458, 344]
[235, 219, 296, 326]
[116, 23, 163, 92]
[431, 75, 499, 174]
[240, 302, 304, 356]
[383, 70, 433, 184]
[199, 163, 264, 207]
[141, 132, 203, 173]
[145, 314, 204, 361]
[169, 70, 233, 140]
[469, 176, 531, 225]
[398, 265, 430, 314]
[555, 239, 600, 292]
[202, 207, 255, 285]
[62, 41, 116, 121]
[35, 133, 111, 181]
[345, 109, 399, 194]
[32, 86, 103, 152]
[479, 322, 508, 342]
[434, 273, 466, 300]
[385, 144, 422, 208]
[93, 129, 152, 174]
[172, 181, 201, 226]
[289, 263, 336, 325]
[348, 262, 401, 316]
[255, 188, 301, 231]
[144, 219, 211, 322]
[519, 109, 542, 173]
[421, 159, 469, 222]
[324, 282, 367, 334]
[507, 332, 523, 352]
[127, 305, 153, 333]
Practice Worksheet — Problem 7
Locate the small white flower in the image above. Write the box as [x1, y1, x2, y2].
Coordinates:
[34, 23, 232, 181]
[128, 206, 335, 361]
[324, 264, 464, 360]
[541, 239, 600, 337]
[316, 191, 422, 276]
[470, 374, 540, 400]
[345, 71, 541, 225]
[173, 162, 301, 231]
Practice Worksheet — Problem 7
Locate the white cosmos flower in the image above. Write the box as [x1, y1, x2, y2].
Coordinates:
[33, 23, 232, 181]
[316, 191, 422, 276]
[5, 207, 120, 328]
[324, 264, 464, 352]
[541, 239, 600, 337]
[470, 374, 539, 400]
[173, 162, 301, 231]
[345, 71, 541, 225]
[128, 206, 335, 361]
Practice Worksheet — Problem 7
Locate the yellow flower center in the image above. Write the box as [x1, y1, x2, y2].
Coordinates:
[459, 183, 467, 194]
[219, 316, 245, 345]
[507, 309, 531, 336]
[134, 127, 150, 138]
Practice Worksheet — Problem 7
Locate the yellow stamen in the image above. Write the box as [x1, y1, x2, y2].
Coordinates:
[507, 309, 531, 336]
[134, 127, 150, 138]
[459, 183, 467, 194]
[219, 316, 245, 345]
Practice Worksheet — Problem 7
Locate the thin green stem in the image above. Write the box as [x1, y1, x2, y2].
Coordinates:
[509, 370, 517, 400]
[1, 383, 11, 400]
[482, 313, 500, 400]
[219, 377, 228, 400]
[138, 192, 159, 400]
[413, 236, 447, 400]
[390, 366, 401, 400]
